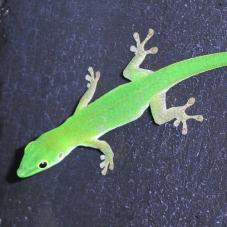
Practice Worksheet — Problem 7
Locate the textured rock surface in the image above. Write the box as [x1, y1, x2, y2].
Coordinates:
[0, 1, 226, 226]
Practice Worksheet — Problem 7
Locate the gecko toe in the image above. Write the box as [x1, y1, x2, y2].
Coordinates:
[146, 47, 158, 55]
[109, 162, 114, 170]
[194, 115, 204, 122]
[133, 32, 140, 45]
[173, 119, 181, 127]
[181, 120, 188, 135]
[101, 164, 108, 176]
[100, 155, 105, 160]
[99, 154, 114, 175]
[130, 45, 137, 53]
[187, 97, 195, 106]
[85, 74, 92, 81]
[100, 161, 105, 169]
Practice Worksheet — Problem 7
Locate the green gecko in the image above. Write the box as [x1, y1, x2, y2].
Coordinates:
[17, 28, 227, 178]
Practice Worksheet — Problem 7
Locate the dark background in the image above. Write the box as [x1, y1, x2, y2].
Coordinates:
[0, 0, 226, 226]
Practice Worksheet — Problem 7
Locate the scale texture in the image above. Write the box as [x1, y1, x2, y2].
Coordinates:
[0, 0, 226, 226]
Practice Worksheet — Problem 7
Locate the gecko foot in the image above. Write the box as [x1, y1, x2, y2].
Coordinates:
[173, 97, 204, 135]
[100, 154, 114, 175]
[85, 66, 100, 88]
[130, 28, 158, 56]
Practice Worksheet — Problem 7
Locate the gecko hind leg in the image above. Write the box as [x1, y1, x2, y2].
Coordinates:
[150, 93, 204, 135]
[123, 28, 158, 81]
[172, 97, 204, 135]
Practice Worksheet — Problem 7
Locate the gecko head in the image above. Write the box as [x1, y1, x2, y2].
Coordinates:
[17, 140, 65, 178]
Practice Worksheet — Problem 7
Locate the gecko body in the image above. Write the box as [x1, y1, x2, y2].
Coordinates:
[17, 29, 227, 177]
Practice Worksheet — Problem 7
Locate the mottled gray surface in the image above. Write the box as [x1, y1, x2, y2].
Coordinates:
[0, 1, 226, 227]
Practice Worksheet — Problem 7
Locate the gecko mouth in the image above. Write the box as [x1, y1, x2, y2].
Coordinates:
[17, 167, 37, 178]
[17, 168, 28, 178]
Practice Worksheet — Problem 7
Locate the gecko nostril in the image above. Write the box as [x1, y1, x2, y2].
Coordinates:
[58, 153, 64, 159]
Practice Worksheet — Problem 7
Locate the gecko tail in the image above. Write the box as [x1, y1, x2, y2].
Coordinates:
[149, 51, 227, 90]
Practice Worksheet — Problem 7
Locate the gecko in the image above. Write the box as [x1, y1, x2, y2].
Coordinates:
[17, 28, 227, 178]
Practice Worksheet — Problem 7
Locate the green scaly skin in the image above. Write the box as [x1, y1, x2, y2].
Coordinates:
[17, 28, 227, 178]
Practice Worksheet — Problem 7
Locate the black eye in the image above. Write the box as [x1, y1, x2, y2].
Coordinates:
[39, 161, 47, 168]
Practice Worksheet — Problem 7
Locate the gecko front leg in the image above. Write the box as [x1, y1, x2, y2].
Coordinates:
[84, 140, 114, 175]
[74, 67, 100, 113]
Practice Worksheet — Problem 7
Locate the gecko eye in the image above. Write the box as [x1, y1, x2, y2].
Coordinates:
[39, 161, 48, 169]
